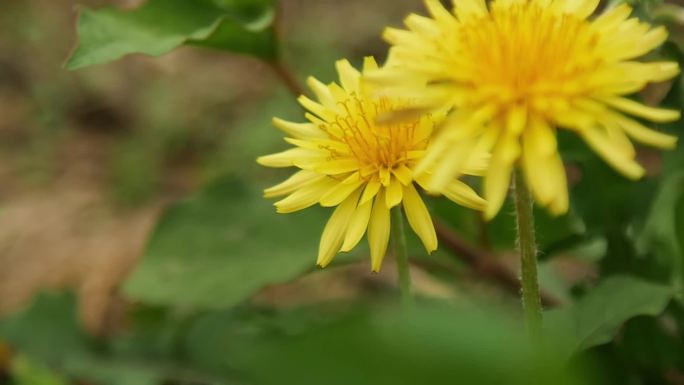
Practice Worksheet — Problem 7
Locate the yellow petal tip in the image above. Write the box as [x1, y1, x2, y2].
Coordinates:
[316, 256, 334, 269]
[484, 206, 499, 221]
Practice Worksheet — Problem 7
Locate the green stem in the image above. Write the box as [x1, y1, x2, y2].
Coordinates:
[512, 169, 543, 337]
[392, 207, 412, 305]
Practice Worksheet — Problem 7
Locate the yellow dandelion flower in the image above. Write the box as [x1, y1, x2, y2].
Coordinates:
[258, 57, 486, 272]
[370, 0, 680, 219]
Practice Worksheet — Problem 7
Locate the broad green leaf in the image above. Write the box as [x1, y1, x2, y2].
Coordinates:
[66, 0, 276, 70]
[185, 302, 594, 385]
[636, 171, 684, 289]
[0, 293, 88, 363]
[563, 132, 657, 235]
[617, 316, 684, 373]
[0, 293, 189, 385]
[122, 176, 331, 309]
[189, 10, 276, 59]
[560, 131, 670, 280]
[546, 275, 673, 354]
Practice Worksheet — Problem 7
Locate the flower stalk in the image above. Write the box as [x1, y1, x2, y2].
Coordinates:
[513, 169, 543, 338]
[392, 207, 412, 305]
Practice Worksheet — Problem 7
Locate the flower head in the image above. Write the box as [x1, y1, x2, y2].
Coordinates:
[258, 57, 485, 272]
[371, 0, 680, 219]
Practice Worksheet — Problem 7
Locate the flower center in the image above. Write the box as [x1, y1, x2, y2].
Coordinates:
[457, 2, 602, 107]
[325, 97, 425, 178]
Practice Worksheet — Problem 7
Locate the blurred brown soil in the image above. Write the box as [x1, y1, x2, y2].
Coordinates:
[0, 175, 165, 333]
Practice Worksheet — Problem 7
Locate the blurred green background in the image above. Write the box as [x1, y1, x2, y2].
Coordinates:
[0, 0, 683, 384]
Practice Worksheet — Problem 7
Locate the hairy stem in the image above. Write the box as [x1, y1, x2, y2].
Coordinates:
[513, 169, 543, 337]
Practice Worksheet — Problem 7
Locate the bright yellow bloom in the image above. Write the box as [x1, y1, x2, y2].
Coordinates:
[370, 0, 680, 219]
[258, 58, 485, 272]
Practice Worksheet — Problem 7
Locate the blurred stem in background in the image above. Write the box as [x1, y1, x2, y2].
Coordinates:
[268, 61, 305, 97]
[392, 207, 413, 305]
[513, 169, 543, 338]
[270, 1, 305, 98]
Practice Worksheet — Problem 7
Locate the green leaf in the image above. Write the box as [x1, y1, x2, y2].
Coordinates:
[0, 292, 88, 363]
[564, 133, 657, 235]
[188, 11, 276, 59]
[66, 0, 276, 70]
[636, 171, 684, 288]
[546, 275, 673, 354]
[617, 316, 684, 373]
[0, 292, 201, 385]
[560, 131, 670, 279]
[122, 176, 331, 309]
[185, 302, 594, 385]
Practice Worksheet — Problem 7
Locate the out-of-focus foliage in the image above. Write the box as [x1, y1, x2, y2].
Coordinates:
[0, 293, 597, 385]
[0, 293, 87, 363]
[66, 0, 277, 70]
[637, 171, 684, 289]
[123, 176, 332, 309]
[196, 304, 587, 385]
[0, 294, 176, 385]
[11, 356, 69, 385]
[546, 276, 673, 354]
